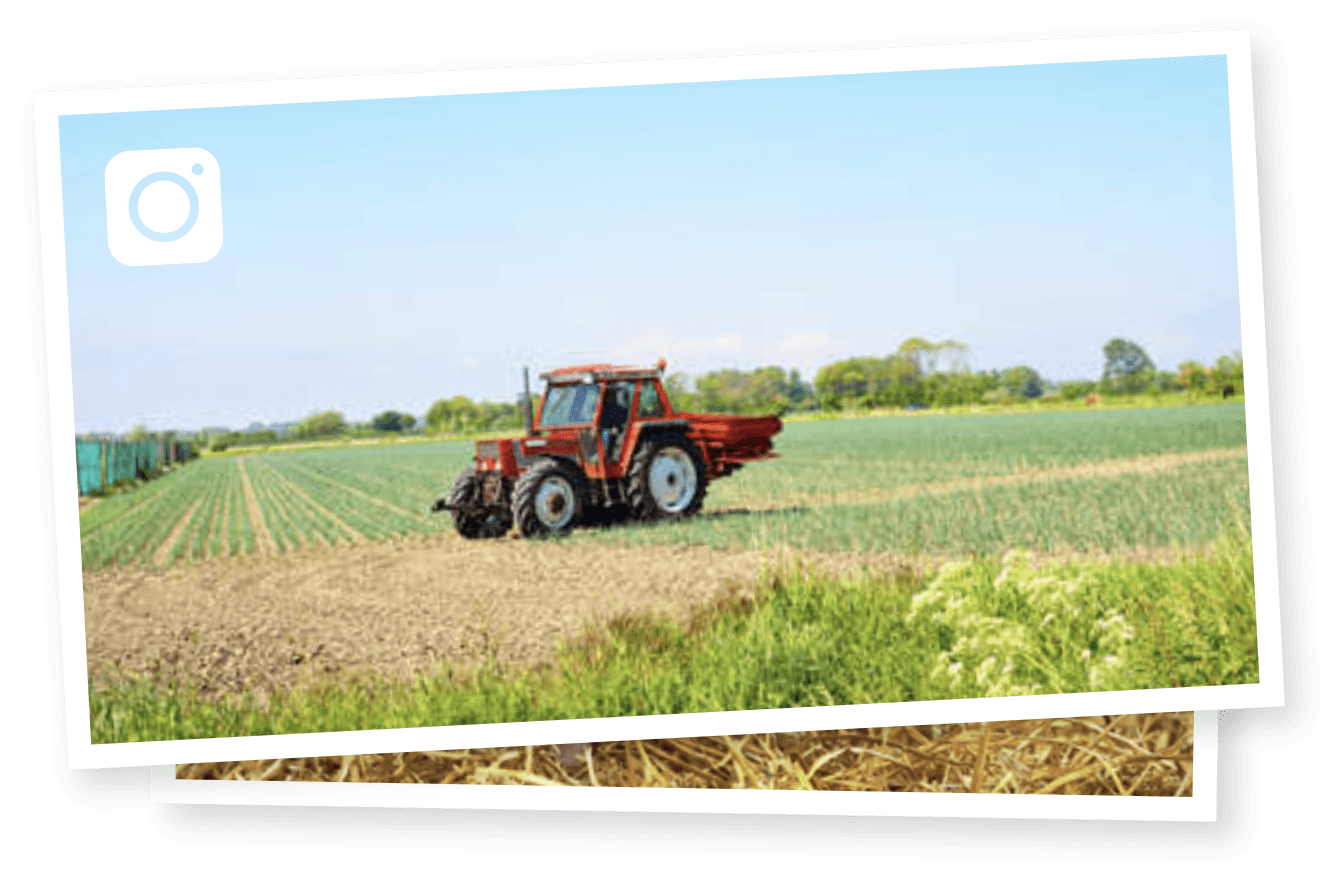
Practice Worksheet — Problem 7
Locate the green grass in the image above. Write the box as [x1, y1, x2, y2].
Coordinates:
[89, 527, 1257, 743]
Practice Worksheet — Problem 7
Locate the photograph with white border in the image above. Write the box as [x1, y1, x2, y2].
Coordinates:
[33, 29, 1282, 769]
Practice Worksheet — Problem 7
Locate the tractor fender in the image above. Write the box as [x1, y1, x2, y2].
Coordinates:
[617, 420, 702, 474]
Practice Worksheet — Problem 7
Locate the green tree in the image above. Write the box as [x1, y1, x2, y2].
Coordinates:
[896, 337, 937, 375]
[371, 410, 415, 433]
[1059, 380, 1098, 401]
[1177, 360, 1210, 393]
[785, 368, 814, 409]
[1101, 339, 1156, 394]
[923, 369, 998, 407]
[1001, 365, 1044, 398]
[294, 410, 347, 439]
[1209, 351, 1245, 395]
[425, 399, 453, 432]
[662, 373, 694, 411]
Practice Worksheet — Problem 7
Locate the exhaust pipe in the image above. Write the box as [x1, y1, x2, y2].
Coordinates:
[523, 366, 537, 436]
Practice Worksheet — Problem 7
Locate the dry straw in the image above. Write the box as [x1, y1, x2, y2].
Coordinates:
[178, 712, 1192, 795]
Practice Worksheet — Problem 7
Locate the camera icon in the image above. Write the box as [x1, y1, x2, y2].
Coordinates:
[104, 148, 222, 266]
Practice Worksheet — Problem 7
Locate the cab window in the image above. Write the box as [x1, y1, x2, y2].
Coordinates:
[601, 382, 635, 428]
[637, 380, 665, 417]
[539, 384, 599, 426]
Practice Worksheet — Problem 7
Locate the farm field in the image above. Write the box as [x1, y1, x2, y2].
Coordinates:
[79, 403, 1249, 570]
[80, 403, 1258, 743]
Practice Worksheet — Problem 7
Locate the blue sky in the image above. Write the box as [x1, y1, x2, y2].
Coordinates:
[59, 55, 1238, 433]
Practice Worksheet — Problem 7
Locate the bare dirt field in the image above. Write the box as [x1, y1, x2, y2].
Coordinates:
[83, 533, 767, 698]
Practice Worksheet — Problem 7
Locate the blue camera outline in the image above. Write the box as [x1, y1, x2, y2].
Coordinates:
[127, 170, 200, 243]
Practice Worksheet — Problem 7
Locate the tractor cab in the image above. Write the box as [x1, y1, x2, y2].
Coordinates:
[531, 364, 676, 481]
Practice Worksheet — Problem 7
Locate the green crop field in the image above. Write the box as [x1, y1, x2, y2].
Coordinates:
[78, 403, 1249, 571]
[78, 440, 472, 570]
[82, 403, 1259, 744]
[702, 403, 1247, 506]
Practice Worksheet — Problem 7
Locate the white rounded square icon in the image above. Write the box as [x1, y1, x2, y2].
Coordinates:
[104, 147, 222, 266]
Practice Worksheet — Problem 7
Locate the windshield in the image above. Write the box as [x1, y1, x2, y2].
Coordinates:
[539, 383, 600, 427]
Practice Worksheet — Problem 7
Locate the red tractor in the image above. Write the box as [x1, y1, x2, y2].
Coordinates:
[431, 361, 783, 538]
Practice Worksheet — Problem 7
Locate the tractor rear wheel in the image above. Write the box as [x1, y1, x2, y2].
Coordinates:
[626, 434, 706, 521]
[512, 457, 587, 538]
[448, 467, 512, 539]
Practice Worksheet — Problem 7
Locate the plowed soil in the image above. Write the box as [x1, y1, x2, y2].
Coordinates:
[83, 534, 765, 698]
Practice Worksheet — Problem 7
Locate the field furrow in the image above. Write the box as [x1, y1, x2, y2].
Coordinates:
[236, 460, 278, 555]
[151, 500, 203, 566]
[258, 462, 363, 544]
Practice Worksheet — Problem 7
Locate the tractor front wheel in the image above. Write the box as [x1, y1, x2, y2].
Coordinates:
[512, 457, 587, 538]
[447, 467, 512, 539]
[626, 434, 706, 521]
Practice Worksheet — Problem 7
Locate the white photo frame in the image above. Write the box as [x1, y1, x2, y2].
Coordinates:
[34, 29, 1281, 769]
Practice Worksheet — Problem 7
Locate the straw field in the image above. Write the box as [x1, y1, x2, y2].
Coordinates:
[177, 712, 1194, 796]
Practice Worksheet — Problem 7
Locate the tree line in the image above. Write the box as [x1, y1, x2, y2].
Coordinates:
[187, 335, 1244, 450]
[668, 337, 1243, 416]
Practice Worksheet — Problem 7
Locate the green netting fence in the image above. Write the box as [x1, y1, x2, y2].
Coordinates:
[75, 440, 104, 496]
[75, 438, 190, 495]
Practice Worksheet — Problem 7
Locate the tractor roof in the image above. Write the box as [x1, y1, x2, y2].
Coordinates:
[540, 363, 663, 384]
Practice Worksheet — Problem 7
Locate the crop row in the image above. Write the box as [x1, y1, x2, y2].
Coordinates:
[707, 402, 1249, 508]
[77, 449, 466, 570]
[596, 456, 1253, 557]
[78, 405, 1249, 570]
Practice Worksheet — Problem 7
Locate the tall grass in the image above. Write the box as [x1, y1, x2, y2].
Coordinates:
[89, 526, 1257, 743]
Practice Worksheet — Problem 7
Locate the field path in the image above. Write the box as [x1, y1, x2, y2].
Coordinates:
[711, 446, 1249, 514]
[236, 460, 278, 555]
[215, 494, 231, 559]
[150, 499, 203, 566]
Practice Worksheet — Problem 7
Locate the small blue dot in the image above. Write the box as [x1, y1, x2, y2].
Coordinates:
[191, 163, 203, 175]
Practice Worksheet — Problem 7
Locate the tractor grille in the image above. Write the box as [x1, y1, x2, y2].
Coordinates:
[476, 441, 500, 460]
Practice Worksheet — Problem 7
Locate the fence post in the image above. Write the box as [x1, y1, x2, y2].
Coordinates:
[99, 438, 108, 493]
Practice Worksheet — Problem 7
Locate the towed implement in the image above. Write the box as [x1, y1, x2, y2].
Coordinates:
[431, 361, 782, 538]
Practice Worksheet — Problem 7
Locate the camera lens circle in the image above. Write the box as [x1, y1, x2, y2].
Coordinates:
[128, 171, 199, 242]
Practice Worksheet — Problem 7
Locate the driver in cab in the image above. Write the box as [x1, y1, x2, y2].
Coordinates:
[600, 382, 633, 461]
